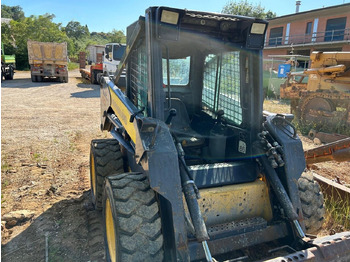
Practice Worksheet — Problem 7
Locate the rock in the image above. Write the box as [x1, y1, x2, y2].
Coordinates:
[49, 184, 58, 193]
[313, 138, 322, 145]
[2, 210, 35, 227]
[19, 185, 30, 191]
[7, 220, 17, 227]
[1, 221, 6, 231]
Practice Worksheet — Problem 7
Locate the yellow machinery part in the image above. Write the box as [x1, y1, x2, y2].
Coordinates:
[109, 88, 138, 143]
[90, 152, 97, 196]
[197, 179, 273, 227]
[105, 198, 117, 262]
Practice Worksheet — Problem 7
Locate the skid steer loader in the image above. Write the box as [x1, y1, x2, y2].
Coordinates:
[90, 6, 350, 261]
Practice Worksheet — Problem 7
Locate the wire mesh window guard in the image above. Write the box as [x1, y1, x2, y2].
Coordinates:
[202, 52, 242, 125]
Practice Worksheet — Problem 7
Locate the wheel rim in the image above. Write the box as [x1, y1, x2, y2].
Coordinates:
[105, 198, 117, 262]
[90, 153, 96, 197]
[302, 98, 335, 122]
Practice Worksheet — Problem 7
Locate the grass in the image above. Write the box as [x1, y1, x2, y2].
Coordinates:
[68, 62, 79, 71]
[323, 195, 350, 232]
[1, 159, 10, 173]
[263, 99, 350, 136]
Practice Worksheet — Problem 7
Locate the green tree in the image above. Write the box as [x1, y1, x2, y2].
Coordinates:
[109, 29, 126, 44]
[1, 5, 25, 21]
[1, 14, 71, 69]
[64, 21, 90, 39]
[222, 0, 276, 19]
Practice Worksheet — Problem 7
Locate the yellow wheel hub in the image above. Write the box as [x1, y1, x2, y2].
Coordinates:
[91, 153, 96, 197]
[106, 198, 116, 262]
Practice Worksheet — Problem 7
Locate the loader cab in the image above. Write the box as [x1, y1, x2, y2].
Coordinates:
[98, 7, 325, 262]
[126, 7, 268, 170]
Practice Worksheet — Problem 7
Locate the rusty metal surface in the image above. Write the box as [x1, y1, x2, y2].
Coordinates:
[304, 137, 350, 165]
[79, 52, 86, 69]
[188, 223, 289, 261]
[308, 130, 348, 144]
[263, 232, 350, 262]
[313, 173, 350, 203]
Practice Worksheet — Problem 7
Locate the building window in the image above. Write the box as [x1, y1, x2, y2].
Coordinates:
[305, 22, 312, 35]
[269, 27, 283, 45]
[324, 17, 346, 41]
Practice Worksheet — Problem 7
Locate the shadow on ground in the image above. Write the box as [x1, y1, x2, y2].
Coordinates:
[1, 78, 61, 89]
[71, 85, 100, 98]
[1, 191, 104, 262]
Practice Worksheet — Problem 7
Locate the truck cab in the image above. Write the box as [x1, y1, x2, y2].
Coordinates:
[103, 43, 126, 76]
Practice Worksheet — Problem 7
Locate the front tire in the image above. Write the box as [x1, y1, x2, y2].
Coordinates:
[90, 139, 124, 210]
[298, 171, 325, 234]
[103, 173, 164, 262]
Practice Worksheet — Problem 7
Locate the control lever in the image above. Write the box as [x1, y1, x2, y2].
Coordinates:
[216, 109, 225, 124]
[165, 108, 177, 125]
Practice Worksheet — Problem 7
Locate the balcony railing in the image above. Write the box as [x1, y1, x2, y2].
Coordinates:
[266, 28, 350, 47]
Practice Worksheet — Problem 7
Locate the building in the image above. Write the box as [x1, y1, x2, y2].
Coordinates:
[264, 3, 350, 59]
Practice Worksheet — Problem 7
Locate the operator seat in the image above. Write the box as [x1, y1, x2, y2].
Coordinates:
[165, 98, 205, 147]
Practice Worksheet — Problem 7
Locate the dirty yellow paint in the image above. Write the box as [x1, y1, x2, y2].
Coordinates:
[197, 179, 273, 226]
[110, 89, 137, 143]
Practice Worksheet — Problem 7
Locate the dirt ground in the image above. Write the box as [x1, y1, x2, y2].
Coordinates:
[1, 70, 106, 261]
[1, 72, 349, 261]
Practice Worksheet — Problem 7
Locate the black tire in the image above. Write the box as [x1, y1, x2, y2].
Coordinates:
[92, 70, 99, 84]
[103, 173, 164, 262]
[298, 171, 325, 234]
[90, 139, 124, 210]
[8, 67, 14, 80]
[31, 74, 37, 82]
[87, 210, 106, 261]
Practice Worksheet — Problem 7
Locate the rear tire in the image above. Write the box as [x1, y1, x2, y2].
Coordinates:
[298, 171, 325, 234]
[92, 70, 99, 84]
[7, 67, 14, 80]
[103, 173, 164, 262]
[90, 139, 124, 210]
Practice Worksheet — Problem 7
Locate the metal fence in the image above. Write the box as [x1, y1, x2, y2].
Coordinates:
[266, 28, 350, 47]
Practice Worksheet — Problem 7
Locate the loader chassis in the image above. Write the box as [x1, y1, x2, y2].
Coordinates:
[90, 6, 350, 262]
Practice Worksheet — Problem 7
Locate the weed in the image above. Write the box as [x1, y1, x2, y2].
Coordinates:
[324, 195, 350, 231]
[68, 62, 79, 71]
[32, 152, 41, 162]
[1, 159, 10, 173]
[2, 180, 10, 188]
[69, 142, 76, 152]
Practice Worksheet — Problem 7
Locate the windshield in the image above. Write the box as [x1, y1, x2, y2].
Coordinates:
[113, 45, 126, 61]
[162, 57, 190, 86]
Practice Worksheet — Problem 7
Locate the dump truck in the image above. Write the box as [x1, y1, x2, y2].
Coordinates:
[90, 7, 350, 261]
[1, 43, 15, 81]
[280, 51, 350, 130]
[27, 40, 68, 83]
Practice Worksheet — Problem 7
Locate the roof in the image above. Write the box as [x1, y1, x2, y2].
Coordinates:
[1, 18, 12, 24]
[268, 3, 350, 22]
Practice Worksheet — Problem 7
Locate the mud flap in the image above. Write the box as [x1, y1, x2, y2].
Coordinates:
[264, 232, 350, 262]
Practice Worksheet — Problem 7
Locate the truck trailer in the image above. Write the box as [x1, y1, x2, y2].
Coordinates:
[27, 40, 69, 83]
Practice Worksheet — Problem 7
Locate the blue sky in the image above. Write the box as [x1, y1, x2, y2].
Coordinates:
[2, 0, 348, 33]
